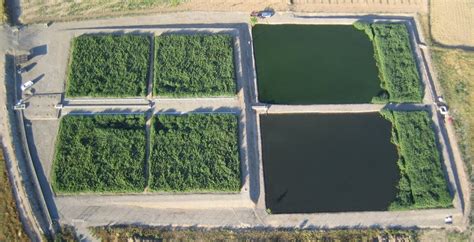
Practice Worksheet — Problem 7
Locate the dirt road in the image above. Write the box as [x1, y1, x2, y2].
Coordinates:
[17, 0, 428, 24]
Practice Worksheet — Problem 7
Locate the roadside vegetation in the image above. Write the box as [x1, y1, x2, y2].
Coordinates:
[432, 48, 474, 220]
[354, 22, 423, 103]
[381, 110, 452, 209]
[0, 0, 6, 23]
[432, 49, 473, 177]
[0, 147, 28, 241]
[149, 114, 241, 192]
[90, 225, 417, 241]
[66, 34, 150, 97]
[54, 225, 78, 242]
[154, 34, 236, 97]
[52, 115, 147, 193]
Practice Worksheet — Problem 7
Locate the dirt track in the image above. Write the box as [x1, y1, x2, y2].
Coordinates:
[18, 0, 428, 23]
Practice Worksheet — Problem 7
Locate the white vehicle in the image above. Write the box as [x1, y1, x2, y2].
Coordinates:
[21, 81, 34, 91]
[258, 10, 275, 19]
[438, 105, 449, 116]
[437, 96, 445, 104]
[444, 215, 453, 224]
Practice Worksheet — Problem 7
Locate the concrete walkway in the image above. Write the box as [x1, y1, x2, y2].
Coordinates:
[260, 103, 429, 114]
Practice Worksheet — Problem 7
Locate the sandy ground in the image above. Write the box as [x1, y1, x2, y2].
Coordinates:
[430, 0, 474, 47]
[18, 0, 428, 23]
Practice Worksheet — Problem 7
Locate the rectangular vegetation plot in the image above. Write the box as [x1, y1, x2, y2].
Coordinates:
[150, 114, 241, 192]
[154, 34, 236, 97]
[260, 113, 400, 213]
[52, 115, 146, 193]
[382, 110, 452, 209]
[66, 34, 150, 97]
[252, 24, 383, 104]
[355, 22, 423, 103]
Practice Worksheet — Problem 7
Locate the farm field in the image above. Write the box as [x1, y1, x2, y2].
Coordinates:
[17, 0, 428, 24]
[19, 0, 187, 23]
[149, 114, 241, 192]
[260, 113, 400, 213]
[430, 0, 474, 47]
[52, 115, 147, 193]
[0, 148, 28, 241]
[66, 34, 150, 97]
[154, 34, 236, 97]
[252, 24, 382, 104]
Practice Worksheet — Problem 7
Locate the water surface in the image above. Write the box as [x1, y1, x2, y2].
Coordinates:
[260, 113, 399, 213]
[253, 24, 382, 104]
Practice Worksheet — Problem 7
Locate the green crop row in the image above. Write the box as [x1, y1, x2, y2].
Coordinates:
[66, 34, 151, 97]
[381, 110, 452, 209]
[149, 114, 241, 192]
[52, 114, 241, 193]
[52, 115, 147, 193]
[354, 22, 423, 103]
[154, 34, 236, 97]
[66, 34, 236, 97]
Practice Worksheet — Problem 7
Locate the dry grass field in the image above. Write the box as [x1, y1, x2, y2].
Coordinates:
[430, 0, 474, 47]
[0, 147, 28, 241]
[290, 0, 428, 13]
[432, 48, 474, 181]
[18, 0, 283, 23]
[429, 0, 474, 229]
[18, 0, 429, 23]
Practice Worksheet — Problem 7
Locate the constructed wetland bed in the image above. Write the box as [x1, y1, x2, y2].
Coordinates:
[253, 23, 452, 214]
[260, 113, 400, 213]
[45, 21, 452, 217]
[252, 23, 423, 104]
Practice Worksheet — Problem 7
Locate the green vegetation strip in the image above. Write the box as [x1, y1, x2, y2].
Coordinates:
[90, 226, 417, 241]
[355, 22, 423, 103]
[52, 115, 147, 193]
[382, 110, 452, 209]
[154, 34, 236, 97]
[150, 114, 241, 192]
[66, 34, 150, 97]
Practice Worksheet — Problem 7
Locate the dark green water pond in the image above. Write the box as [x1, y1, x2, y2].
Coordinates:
[260, 113, 400, 213]
[252, 24, 382, 104]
